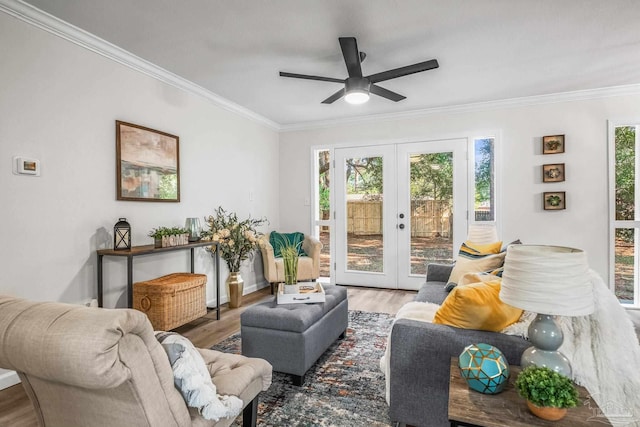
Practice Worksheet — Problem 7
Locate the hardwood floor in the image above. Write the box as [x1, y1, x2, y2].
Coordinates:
[0, 285, 416, 427]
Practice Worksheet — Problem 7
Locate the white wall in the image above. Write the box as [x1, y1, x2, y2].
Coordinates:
[0, 12, 279, 308]
[279, 94, 640, 280]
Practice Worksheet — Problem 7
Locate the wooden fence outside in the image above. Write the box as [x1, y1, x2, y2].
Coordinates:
[346, 199, 451, 237]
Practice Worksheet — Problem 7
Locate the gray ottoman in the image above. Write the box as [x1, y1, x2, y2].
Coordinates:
[240, 285, 348, 386]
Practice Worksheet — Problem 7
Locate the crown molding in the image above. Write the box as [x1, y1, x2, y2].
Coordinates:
[0, 0, 280, 130]
[280, 83, 640, 132]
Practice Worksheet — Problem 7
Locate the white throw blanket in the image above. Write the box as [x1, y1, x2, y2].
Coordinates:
[558, 271, 640, 427]
[379, 301, 441, 404]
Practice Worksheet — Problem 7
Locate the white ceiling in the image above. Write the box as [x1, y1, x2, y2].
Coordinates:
[19, 0, 640, 127]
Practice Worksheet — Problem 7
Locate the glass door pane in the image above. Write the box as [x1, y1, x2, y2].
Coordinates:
[317, 224, 331, 278]
[335, 145, 396, 288]
[409, 152, 454, 275]
[474, 138, 495, 221]
[614, 227, 635, 304]
[314, 149, 332, 281]
[345, 156, 384, 272]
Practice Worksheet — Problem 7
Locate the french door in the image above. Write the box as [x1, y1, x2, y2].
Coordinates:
[334, 139, 467, 290]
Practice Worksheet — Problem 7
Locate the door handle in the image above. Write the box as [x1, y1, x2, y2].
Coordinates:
[399, 213, 405, 219]
[398, 224, 405, 229]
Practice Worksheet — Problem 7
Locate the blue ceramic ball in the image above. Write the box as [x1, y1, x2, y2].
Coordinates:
[458, 343, 509, 394]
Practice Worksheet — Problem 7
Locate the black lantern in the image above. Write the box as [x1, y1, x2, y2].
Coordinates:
[114, 218, 131, 250]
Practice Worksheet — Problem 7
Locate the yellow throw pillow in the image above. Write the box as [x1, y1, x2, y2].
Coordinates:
[458, 272, 498, 287]
[433, 280, 523, 332]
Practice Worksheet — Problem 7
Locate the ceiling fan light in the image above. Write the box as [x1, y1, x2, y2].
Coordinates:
[345, 90, 370, 105]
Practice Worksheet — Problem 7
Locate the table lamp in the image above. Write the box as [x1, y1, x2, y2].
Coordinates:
[499, 245, 594, 377]
[467, 223, 499, 244]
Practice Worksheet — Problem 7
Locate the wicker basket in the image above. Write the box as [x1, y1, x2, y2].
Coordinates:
[133, 273, 207, 331]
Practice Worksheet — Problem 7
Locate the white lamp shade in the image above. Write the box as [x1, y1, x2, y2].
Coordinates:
[499, 245, 594, 316]
[466, 223, 499, 244]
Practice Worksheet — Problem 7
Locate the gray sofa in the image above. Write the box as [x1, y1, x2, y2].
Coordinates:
[389, 264, 530, 427]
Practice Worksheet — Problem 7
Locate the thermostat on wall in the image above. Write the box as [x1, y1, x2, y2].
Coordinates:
[13, 156, 40, 176]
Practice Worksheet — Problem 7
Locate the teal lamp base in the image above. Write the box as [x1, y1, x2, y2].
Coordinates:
[522, 314, 572, 377]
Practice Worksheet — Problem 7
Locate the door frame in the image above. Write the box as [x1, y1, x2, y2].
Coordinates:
[333, 138, 467, 289]
[310, 131, 500, 287]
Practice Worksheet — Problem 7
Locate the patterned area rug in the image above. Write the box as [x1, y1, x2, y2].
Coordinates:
[211, 310, 394, 427]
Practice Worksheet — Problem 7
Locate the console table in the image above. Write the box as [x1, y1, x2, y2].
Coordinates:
[97, 241, 220, 320]
[448, 358, 611, 427]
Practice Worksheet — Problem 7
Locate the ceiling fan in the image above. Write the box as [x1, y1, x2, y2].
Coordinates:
[279, 37, 439, 105]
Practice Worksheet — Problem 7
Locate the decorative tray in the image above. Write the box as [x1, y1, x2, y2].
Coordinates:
[276, 283, 326, 304]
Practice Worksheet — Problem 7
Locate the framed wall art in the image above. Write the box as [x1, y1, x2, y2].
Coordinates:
[543, 191, 566, 210]
[542, 163, 565, 183]
[542, 134, 565, 154]
[116, 121, 180, 202]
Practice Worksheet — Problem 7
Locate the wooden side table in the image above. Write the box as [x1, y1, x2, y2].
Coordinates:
[448, 357, 611, 427]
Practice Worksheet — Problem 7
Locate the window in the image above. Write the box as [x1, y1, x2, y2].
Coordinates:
[314, 149, 332, 279]
[472, 137, 496, 222]
[609, 122, 640, 306]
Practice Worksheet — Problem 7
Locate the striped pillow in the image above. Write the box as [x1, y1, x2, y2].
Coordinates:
[459, 241, 502, 257]
[446, 241, 505, 289]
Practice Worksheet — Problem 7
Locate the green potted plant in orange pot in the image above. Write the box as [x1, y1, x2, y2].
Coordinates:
[515, 366, 579, 421]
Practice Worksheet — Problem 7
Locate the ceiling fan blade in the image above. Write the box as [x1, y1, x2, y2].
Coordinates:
[367, 59, 439, 83]
[279, 72, 344, 84]
[339, 37, 363, 78]
[370, 84, 406, 102]
[321, 88, 346, 104]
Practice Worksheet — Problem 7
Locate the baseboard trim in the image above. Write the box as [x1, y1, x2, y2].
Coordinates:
[0, 370, 20, 390]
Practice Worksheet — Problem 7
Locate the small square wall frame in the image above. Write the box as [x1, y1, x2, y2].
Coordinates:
[542, 134, 565, 154]
[543, 191, 566, 210]
[542, 163, 565, 183]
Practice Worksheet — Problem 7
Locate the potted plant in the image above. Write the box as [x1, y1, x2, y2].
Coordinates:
[280, 244, 300, 293]
[515, 366, 579, 421]
[148, 226, 189, 248]
[271, 233, 303, 294]
[201, 207, 267, 308]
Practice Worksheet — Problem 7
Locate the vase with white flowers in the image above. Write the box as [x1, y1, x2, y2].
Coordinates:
[201, 206, 267, 308]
